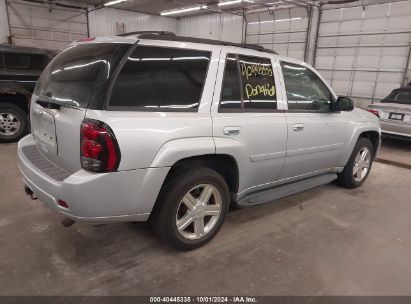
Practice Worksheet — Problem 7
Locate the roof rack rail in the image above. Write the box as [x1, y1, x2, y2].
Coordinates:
[117, 31, 176, 37]
[137, 33, 278, 55]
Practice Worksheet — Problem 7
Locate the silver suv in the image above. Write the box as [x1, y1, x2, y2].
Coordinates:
[17, 32, 381, 250]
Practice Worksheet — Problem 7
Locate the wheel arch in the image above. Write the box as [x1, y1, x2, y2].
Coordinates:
[339, 122, 381, 167]
[167, 154, 239, 199]
[0, 86, 31, 113]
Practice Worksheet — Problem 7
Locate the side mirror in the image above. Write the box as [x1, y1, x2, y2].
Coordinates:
[335, 96, 354, 111]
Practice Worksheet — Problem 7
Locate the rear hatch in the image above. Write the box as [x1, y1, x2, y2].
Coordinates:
[30, 42, 129, 173]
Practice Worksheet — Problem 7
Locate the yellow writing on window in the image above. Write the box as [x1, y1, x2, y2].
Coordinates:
[240, 62, 273, 80]
[245, 83, 276, 99]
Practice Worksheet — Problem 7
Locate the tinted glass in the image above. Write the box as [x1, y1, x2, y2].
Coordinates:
[383, 90, 411, 104]
[109, 46, 210, 111]
[35, 43, 121, 108]
[0, 53, 3, 69]
[220, 54, 242, 111]
[4, 53, 45, 70]
[238, 55, 276, 111]
[280, 61, 334, 111]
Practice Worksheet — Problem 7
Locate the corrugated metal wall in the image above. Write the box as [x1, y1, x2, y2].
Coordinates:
[6, 0, 88, 49]
[88, 8, 177, 37]
[0, 0, 9, 43]
[314, 0, 411, 107]
[245, 7, 309, 61]
[177, 12, 243, 43]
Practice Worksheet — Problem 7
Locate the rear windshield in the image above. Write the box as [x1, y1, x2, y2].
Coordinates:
[34, 43, 122, 108]
[382, 90, 411, 105]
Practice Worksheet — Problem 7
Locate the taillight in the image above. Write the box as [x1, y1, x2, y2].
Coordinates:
[366, 109, 380, 117]
[80, 120, 121, 172]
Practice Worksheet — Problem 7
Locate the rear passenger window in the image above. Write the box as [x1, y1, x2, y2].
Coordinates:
[238, 55, 276, 111]
[219, 53, 276, 112]
[220, 54, 242, 112]
[109, 46, 210, 111]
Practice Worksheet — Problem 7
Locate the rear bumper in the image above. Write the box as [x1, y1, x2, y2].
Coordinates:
[380, 120, 411, 138]
[17, 135, 169, 223]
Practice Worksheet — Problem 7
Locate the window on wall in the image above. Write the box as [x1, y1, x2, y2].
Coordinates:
[280, 61, 334, 112]
[4, 53, 45, 71]
[219, 53, 277, 112]
[109, 46, 211, 111]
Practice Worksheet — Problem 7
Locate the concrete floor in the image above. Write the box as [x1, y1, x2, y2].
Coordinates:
[1, 142, 411, 296]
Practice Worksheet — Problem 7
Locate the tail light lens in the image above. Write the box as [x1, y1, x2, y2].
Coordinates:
[366, 109, 380, 117]
[80, 120, 121, 172]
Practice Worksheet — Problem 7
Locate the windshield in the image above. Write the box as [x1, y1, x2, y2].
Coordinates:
[34, 43, 123, 108]
[382, 90, 411, 105]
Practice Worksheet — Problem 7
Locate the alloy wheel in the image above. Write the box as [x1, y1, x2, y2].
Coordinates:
[353, 147, 371, 182]
[176, 184, 222, 240]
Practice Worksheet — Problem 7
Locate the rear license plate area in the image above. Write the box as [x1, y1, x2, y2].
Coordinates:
[388, 112, 404, 121]
[33, 110, 57, 154]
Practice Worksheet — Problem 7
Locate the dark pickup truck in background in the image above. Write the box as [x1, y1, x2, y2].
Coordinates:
[0, 44, 55, 143]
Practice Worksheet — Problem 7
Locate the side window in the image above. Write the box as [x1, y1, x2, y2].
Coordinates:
[220, 54, 242, 112]
[219, 53, 277, 112]
[0, 53, 3, 69]
[109, 46, 210, 111]
[4, 53, 45, 71]
[239, 55, 276, 111]
[280, 61, 334, 112]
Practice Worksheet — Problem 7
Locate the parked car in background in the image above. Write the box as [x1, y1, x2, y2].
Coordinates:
[367, 87, 411, 141]
[18, 32, 380, 250]
[0, 44, 55, 143]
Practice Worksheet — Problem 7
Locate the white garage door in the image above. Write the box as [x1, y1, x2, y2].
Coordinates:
[7, 0, 88, 50]
[245, 7, 309, 61]
[314, 1, 411, 107]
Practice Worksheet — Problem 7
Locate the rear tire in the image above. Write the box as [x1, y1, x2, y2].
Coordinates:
[151, 167, 230, 251]
[0, 102, 28, 143]
[337, 137, 374, 188]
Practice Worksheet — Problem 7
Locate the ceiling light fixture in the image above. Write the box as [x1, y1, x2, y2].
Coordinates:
[247, 17, 302, 24]
[218, 0, 242, 6]
[104, 0, 127, 6]
[160, 5, 207, 16]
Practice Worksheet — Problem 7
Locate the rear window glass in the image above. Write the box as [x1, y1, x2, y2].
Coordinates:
[4, 53, 45, 70]
[383, 90, 411, 104]
[35, 43, 122, 108]
[109, 46, 210, 111]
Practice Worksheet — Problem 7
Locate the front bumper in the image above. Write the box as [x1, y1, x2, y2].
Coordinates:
[17, 135, 169, 223]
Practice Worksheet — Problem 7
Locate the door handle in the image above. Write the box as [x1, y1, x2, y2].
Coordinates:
[223, 126, 241, 136]
[292, 123, 304, 132]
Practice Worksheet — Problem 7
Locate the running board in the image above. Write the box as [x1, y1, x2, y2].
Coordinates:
[236, 173, 338, 207]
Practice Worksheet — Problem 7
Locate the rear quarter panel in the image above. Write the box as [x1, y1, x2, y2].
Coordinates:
[85, 41, 220, 171]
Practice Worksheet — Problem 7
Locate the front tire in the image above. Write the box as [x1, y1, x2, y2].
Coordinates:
[338, 137, 374, 188]
[0, 102, 28, 143]
[151, 167, 230, 251]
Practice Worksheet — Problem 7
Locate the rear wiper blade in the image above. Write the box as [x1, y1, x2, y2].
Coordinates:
[36, 99, 61, 110]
